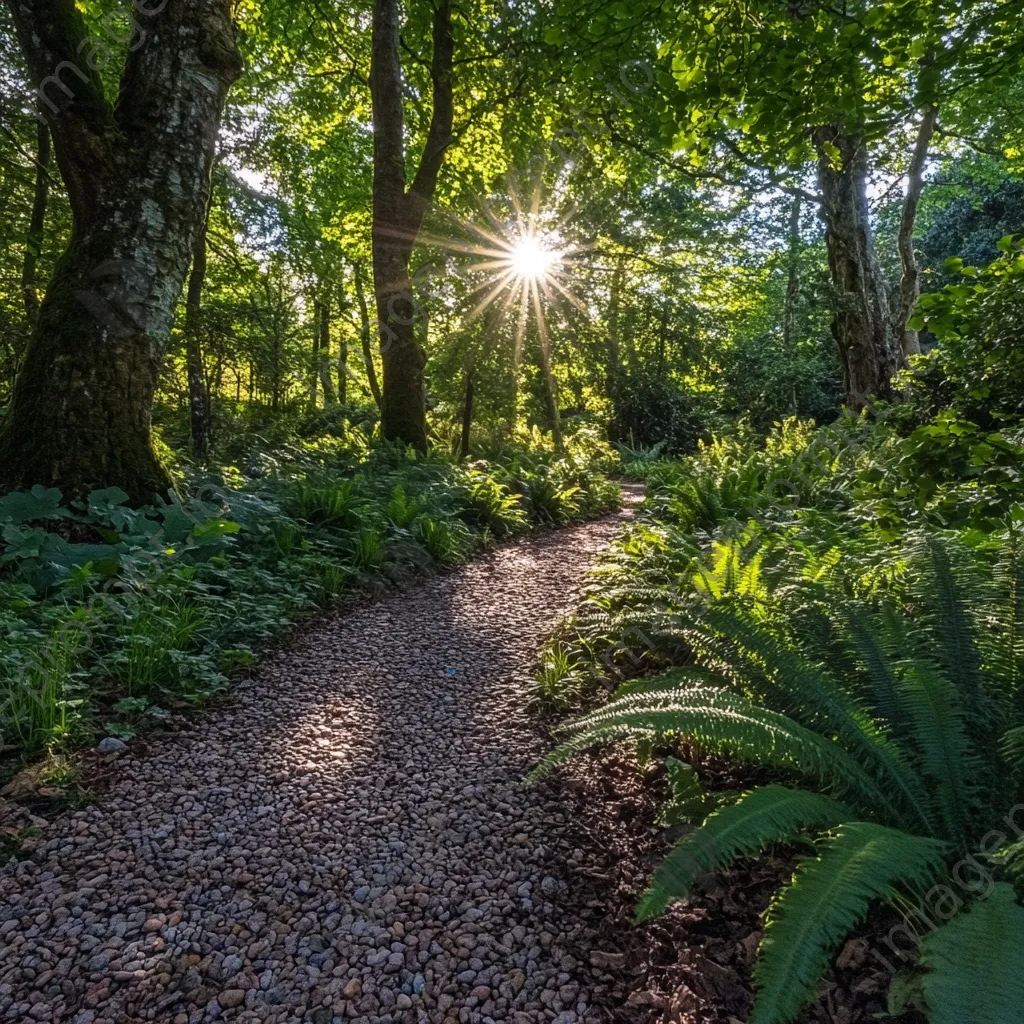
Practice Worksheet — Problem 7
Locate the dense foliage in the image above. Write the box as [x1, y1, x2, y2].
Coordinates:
[1, 435, 618, 759]
[534, 275, 1024, 1019]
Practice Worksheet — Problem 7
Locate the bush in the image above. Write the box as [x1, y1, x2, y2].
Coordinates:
[609, 369, 706, 455]
[910, 234, 1024, 428]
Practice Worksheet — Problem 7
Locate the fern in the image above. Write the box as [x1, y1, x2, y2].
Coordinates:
[751, 823, 947, 1024]
[896, 659, 978, 848]
[638, 785, 851, 919]
[918, 884, 1024, 1024]
[537, 668, 895, 812]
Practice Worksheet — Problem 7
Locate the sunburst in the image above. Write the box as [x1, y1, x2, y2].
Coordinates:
[427, 187, 587, 382]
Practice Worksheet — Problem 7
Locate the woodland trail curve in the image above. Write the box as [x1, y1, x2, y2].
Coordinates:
[0, 504, 636, 1024]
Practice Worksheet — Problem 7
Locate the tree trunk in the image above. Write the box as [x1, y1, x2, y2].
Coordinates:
[20, 120, 50, 327]
[606, 257, 624, 394]
[0, 0, 241, 504]
[318, 293, 338, 405]
[657, 301, 669, 378]
[337, 311, 348, 405]
[459, 366, 475, 460]
[535, 324, 563, 451]
[813, 126, 899, 413]
[896, 106, 938, 360]
[370, 0, 453, 451]
[184, 192, 213, 462]
[309, 302, 320, 408]
[783, 194, 801, 413]
[353, 259, 382, 410]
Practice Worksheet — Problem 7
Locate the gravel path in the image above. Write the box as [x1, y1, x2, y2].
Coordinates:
[0, 507, 634, 1024]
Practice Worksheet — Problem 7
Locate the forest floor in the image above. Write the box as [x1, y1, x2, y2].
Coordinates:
[0, 492, 657, 1024]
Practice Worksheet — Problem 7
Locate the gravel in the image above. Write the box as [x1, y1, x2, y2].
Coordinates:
[0, 507, 633, 1024]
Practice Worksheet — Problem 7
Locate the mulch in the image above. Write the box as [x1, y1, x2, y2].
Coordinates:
[548, 741, 928, 1024]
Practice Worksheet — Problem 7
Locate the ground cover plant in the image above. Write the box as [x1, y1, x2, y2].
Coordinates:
[1, 0, 1023, 1020]
[0, 435, 619, 766]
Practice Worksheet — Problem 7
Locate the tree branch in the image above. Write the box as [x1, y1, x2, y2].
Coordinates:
[897, 105, 938, 359]
[4, 0, 114, 214]
[407, 0, 455, 220]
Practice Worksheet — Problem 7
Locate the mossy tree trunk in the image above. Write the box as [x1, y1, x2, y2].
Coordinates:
[0, 0, 241, 504]
[370, 0, 453, 452]
[813, 127, 899, 413]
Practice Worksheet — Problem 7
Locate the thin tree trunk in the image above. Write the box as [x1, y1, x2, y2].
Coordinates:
[309, 302, 320, 408]
[897, 106, 938, 360]
[337, 298, 349, 406]
[319, 292, 338, 404]
[459, 366, 474, 460]
[813, 126, 899, 413]
[21, 120, 50, 327]
[0, 0, 241, 503]
[535, 320, 563, 451]
[371, 0, 454, 451]
[606, 257, 624, 393]
[783, 195, 801, 413]
[657, 301, 669, 378]
[783, 195, 801, 355]
[184, 190, 213, 461]
[353, 260, 382, 410]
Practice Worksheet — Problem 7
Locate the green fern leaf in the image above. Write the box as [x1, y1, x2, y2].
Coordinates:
[533, 669, 894, 813]
[919, 884, 1024, 1024]
[639, 785, 851, 920]
[751, 822, 946, 1024]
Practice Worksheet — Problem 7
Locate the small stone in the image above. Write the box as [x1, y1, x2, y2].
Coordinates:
[222, 955, 243, 976]
[98, 737, 127, 753]
[343, 978, 362, 999]
[218, 989, 245, 1009]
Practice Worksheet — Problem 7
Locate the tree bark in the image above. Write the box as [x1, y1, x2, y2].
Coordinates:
[21, 120, 50, 326]
[184, 190, 213, 462]
[606, 257, 624, 394]
[0, 0, 242, 503]
[318, 291, 338, 405]
[337, 298, 348, 405]
[370, 0, 454, 451]
[783, 194, 801, 413]
[813, 126, 899, 413]
[459, 366, 474, 460]
[309, 303, 321, 409]
[353, 259, 382, 410]
[896, 106, 938, 360]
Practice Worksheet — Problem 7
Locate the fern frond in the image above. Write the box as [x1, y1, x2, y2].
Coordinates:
[689, 602, 935, 833]
[751, 822, 947, 1024]
[982, 524, 1024, 717]
[638, 785, 851, 920]
[897, 659, 978, 848]
[919, 884, 1024, 1024]
[532, 668, 894, 813]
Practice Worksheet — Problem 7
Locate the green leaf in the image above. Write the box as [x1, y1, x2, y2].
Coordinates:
[919, 885, 1024, 1024]
[0, 485, 66, 525]
[639, 785, 851, 919]
[191, 518, 242, 544]
[750, 823, 946, 1024]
